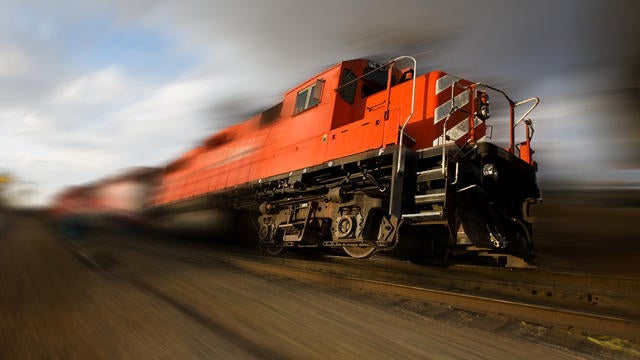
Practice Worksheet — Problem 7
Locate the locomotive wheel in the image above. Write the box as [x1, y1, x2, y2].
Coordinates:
[261, 226, 284, 256]
[342, 245, 376, 259]
[511, 218, 535, 264]
[264, 245, 284, 256]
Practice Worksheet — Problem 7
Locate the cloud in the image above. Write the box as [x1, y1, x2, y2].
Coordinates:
[52, 67, 134, 105]
[0, 46, 30, 77]
[1, 67, 223, 206]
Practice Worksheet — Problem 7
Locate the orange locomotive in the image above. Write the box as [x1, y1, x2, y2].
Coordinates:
[147, 56, 541, 265]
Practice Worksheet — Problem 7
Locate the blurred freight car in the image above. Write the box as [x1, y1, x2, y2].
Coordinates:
[146, 56, 541, 266]
[52, 167, 161, 236]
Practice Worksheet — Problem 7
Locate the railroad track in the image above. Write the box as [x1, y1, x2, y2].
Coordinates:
[216, 256, 640, 343]
[69, 234, 640, 345]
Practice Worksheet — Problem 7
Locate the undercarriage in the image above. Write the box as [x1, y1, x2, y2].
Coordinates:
[250, 142, 540, 265]
[149, 140, 539, 267]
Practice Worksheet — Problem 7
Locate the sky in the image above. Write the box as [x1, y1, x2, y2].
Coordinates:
[1, 0, 639, 206]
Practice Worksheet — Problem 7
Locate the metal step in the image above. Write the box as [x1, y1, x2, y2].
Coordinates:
[416, 168, 444, 183]
[414, 191, 446, 205]
[279, 222, 303, 242]
[416, 143, 459, 159]
[402, 210, 443, 223]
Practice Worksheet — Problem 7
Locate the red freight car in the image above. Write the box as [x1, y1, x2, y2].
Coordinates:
[148, 56, 540, 266]
[52, 167, 161, 235]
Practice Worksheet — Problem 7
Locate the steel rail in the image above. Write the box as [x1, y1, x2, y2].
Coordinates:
[222, 257, 640, 343]
[72, 236, 640, 343]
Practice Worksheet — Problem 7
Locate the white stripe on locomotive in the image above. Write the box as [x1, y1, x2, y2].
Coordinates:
[434, 91, 469, 124]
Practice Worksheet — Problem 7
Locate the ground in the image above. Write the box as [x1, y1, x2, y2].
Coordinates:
[0, 213, 630, 359]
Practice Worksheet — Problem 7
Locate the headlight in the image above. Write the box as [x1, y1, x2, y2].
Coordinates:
[482, 163, 498, 181]
[476, 92, 490, 120]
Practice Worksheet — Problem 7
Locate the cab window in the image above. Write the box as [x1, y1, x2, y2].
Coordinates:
[294, 79, 324, 115]
[339, 69, 357, 104]
[361, 66, 388, 98]
[260, 102, 282, 126]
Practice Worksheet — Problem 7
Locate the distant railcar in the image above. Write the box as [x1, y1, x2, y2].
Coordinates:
[146, 56, 540, 265]
[52, 168, 161, 234]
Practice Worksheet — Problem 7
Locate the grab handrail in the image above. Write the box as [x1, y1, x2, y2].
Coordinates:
[384, 56, 417, 218]
[394, 56, 417, 174]
[441, 81, 471, 177]
[439, 82, 540, 170]
[514, 97, 539, 128]
[473, 85, 539, 154]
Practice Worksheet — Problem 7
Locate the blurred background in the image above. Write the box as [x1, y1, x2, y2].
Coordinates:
[0, 0, 640, 205]
[0, 0, 638, 205]
[0, 0, 638, 272]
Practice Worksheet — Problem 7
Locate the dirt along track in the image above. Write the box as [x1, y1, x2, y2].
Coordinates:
[84, 229, 640, 340]
[80, 228, 640, 343]
[3, 213, 639, 359]
[532, 189, 640, 277]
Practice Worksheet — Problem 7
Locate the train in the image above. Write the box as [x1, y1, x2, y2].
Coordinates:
[54, 56, 541, 266]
